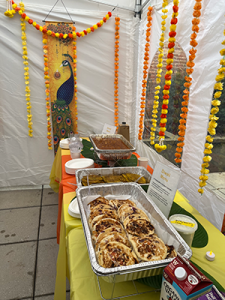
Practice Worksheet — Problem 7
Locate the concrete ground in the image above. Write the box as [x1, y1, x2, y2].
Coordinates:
[0, 186, 70, 300]
[0, 173, 224, 300]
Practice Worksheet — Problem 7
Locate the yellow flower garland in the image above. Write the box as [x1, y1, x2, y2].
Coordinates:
[20, 3, 33, 137]
[5, 1, 111, 38]
[198, 31, 225, 194]
[150, 0, 168, 146]
[72, 26, 78, 134]
[43, 30, 52, 150]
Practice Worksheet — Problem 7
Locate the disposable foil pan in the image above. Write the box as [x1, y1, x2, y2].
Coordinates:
[89, 134, 136, 161]
[75, 166, 151, 188]
[76, 182, 192, 283]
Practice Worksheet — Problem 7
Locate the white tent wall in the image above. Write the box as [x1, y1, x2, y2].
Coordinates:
[135, 1, 225, 230]
[0, 0, 136, 187]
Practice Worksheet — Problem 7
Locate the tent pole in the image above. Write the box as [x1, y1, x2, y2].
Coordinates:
[135, 0, 142, 18]
[86, 0, 135, 12]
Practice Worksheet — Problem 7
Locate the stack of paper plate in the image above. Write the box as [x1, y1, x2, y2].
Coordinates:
[60, 138, 70, 149]
[68, 198, 80, 218]
[65, 158, 95, 175]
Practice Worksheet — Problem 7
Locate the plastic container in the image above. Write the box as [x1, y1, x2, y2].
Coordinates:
[138, 157, 149, 169]
[69, 135, 83, 159]
[169, 214, 198, 247]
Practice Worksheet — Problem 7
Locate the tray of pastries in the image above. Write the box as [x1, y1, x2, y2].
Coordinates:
[76, 166, 151, 188]
[76, 182, 192, 283]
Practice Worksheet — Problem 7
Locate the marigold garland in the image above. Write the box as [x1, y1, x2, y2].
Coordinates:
[20, 3, 33, 137]
[155, 0, 179, 152]
[138, 6, 153, 140]
[42, 30, 52, 149]
[72, 26, 78, 134]
[114, 17, 120, 129]
[174, 0, 202, 163]
[198, 32, 225, 194]
[150, 0, 168, 146]
[5, 1, 112, 38]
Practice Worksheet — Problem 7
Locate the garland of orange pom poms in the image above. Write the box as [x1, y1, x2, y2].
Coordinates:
[114, 17, 120, 129]
[138, 6, 153, 140]
[198, 36, 225, 194]
[174, 0, 202, 163]
[5, 1, 112, 38]
[155, 0, 179, 152]
[42, 31, 52, 150]
[20, 3, 33, 137]
[150, 0, 168, 145]
[72, 26, 78, 134]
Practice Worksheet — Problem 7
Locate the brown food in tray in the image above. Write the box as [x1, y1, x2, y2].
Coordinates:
[92, 137, 130, 150]
[87, 196, 177, 268]
[81, 173, 148, 186]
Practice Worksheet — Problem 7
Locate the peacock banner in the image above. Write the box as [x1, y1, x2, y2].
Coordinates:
[46, 22, 76, 154]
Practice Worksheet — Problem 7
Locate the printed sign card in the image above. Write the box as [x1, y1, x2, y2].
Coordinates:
[102, 123, 117, 135]
[147, 161, 180, 218]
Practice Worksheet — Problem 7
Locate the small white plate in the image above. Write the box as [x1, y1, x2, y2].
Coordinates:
[60, 138, 70, 149]
[68, 198, 81, 218]
[65, 158, 94, 175]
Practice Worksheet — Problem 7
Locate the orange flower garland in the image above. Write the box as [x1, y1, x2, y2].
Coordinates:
[114, 17, 120, 128]
[5, 1, 112, 38]
[43, 30, 52, 150]
[155, 0, 179, 152]
[174, 0, 202, 163]
[138, 6, 153, 140]
[150, 0, 168, 145]
[198, 35, 225, 194]
[20, 3, 33, 137]
[72, 26, 78, 134]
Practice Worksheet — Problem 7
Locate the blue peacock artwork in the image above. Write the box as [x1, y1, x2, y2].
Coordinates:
[51, 53, 74, 154]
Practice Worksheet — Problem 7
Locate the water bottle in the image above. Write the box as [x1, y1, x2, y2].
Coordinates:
[69, 134, 83, 159]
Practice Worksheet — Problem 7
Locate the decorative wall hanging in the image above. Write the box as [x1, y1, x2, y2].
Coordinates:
[198, 32, 225, 194]
[150, 0, 168, 146]
[4, 1, 112, 152]
[174, 0, 202, 163]
[138, 6, 153, 140]
[114, 17, 120, 129]
[154, 0, 179, 152]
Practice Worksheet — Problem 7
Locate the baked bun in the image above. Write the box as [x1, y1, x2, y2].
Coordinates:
[130, 235, 167, 262]
[92, 218, 123, 239]
[109, 199, 137, 209]
[125, 218, 154, 237]
[90, 212, 119, 231]
[88, 197, 111, 209]
[95, 232, 130, 253]
[166, 245, 177, 259]
[92, 226, 125, 244]
[97, 241, 138, 268]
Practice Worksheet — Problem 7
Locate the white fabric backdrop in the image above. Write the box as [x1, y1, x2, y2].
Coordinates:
[0, 0, 135, 187]
[135, 1, 225, 230]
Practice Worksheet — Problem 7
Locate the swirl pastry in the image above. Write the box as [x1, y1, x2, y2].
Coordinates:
[118, 204, 150, 223]
[125, 218, 154, 237]
[109, 199, 137, 209]
[93, 226, 125, 244]
[90, 212, 120, 231]
[97, 241, 138, 268]
[95, 232, 130, 253]
[166, 245, 177, 259]
[88, 197, 111, 209]
[130, 235, 167, 262]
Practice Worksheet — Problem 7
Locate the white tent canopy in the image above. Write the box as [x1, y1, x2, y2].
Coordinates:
[0, 0, 224, 230]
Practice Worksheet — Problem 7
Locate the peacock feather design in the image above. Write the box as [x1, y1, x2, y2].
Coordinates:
[51, 54, 74, 154]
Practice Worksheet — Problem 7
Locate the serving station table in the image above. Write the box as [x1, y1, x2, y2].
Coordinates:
[51, 141, 225, 300]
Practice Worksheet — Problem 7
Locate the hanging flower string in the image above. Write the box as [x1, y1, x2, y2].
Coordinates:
[138, 6, 153, 140]
[5, 1, 112, 38]
[150, 0, 168, 145]
[198, 35, 225, 194]
[72, 26, 78, 134]
[174, 0, 202, 163]
[155, 0, 179, 152]
[42, 29, 52, 150]
[114, 17, 120, 129]
[20, 3, 33, 137]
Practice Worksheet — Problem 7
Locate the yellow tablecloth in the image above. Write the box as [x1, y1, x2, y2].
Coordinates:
[54, 191, 225, 300]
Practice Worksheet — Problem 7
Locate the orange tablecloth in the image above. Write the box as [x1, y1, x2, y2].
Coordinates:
[51, 145, 153, 243]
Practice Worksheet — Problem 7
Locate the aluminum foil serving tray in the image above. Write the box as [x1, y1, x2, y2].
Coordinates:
[75, 166, 151, 188]
[89, 134, 136, 161]
[76, 182, 192, 283]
